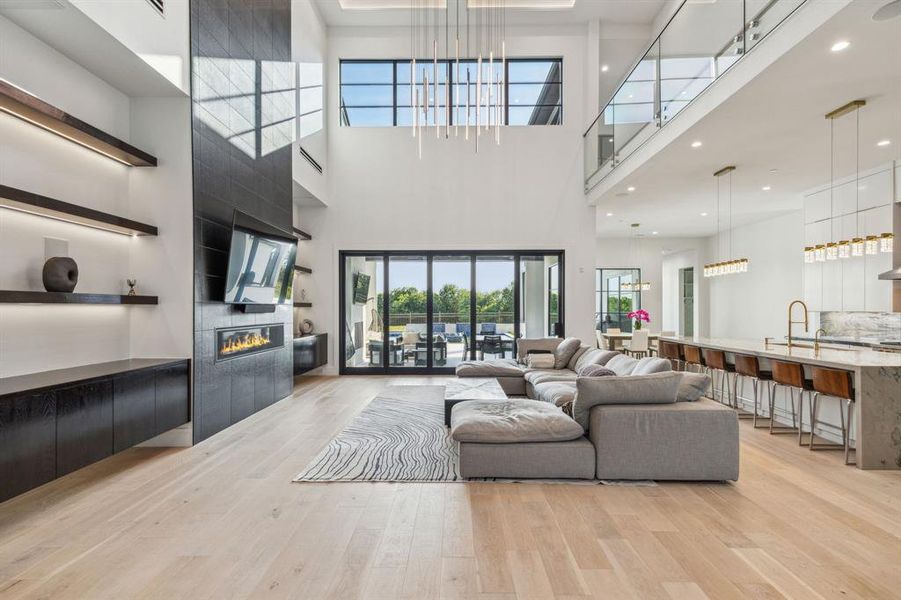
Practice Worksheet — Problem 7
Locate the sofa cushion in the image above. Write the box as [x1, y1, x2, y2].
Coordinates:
[526, 353, 556, 369]
[456, 359, 524, 378]
[524, 369, 577, 386]
[571, 372, 683, 429]
[631, 357, 673, 376]
[677, 372, 711, 402]
[589, 398, 739, 481]
[566, 345, 591, 371]
[516, 337, 564, 363]
[553, 337, 582, 369]
[578, 365, 615, 377]
[606, 354, 639, 376]
[574, 349, 618, 372]
[451, 400, 584, 443]
[533, 381, 577, 407]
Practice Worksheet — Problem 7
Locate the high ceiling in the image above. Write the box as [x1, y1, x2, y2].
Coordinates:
[596, 0, 901, 238]
[312, 0, 667, 27]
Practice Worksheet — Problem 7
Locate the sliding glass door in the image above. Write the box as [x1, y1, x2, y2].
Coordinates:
[432, 256, 472, 368]
[340, 250, 564, 374]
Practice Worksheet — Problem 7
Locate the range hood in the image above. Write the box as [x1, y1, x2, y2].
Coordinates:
[878, 266, 901, 280]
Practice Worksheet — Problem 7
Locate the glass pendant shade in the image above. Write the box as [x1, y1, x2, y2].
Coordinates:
[814, 245, 826, 262]
[739, 258, 749, 273]
[880, 233, 894, 253]
[851, 237, 865, 256]
[825, 242, 838, 261]
[865, 235, 879, 255]
[804, 247, 815, 263]
[838, 240, 851, 259]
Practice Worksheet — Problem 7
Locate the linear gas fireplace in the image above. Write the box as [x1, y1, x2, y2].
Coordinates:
[216, 323, 285, 361]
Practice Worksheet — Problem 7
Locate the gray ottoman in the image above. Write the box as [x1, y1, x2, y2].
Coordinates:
[455, 359, 526, 396]
[451, 399, 595, 479]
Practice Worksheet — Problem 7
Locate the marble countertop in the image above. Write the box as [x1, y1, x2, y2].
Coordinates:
[660, 336, 901, 369]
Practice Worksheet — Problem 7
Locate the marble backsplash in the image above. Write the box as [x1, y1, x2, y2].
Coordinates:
[819, 311, 901, 341]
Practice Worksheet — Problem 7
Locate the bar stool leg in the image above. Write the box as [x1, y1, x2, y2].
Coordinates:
[767, 383, 800, 435]
[752, 378, 767, 428]
[845, 399, 856, 466]
[808, 392, 846, 452]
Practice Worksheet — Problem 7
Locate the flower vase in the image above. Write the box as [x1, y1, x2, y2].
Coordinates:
[634, 320, 642, 331]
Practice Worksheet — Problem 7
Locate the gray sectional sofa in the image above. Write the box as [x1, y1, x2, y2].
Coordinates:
[453, 337, 740, 482]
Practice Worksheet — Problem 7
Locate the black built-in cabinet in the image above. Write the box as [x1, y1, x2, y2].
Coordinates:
[0, 359, 189, 502]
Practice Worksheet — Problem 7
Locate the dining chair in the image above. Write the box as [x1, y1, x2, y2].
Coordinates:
[625, 330, 650, 358]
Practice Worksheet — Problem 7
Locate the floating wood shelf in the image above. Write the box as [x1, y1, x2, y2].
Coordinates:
[0, 291, 158, 305]
[293, 227, 312, 241]
[294, 265, 312, 274]
[0, 79, 158, 167]
[293, 302, 312, 308]
[0, 184, 158, 236]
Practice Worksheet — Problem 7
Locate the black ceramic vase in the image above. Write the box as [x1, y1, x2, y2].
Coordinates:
[42, 257, 78, 293]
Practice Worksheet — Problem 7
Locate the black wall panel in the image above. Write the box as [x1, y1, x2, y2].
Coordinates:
[190, 0, 294, 444]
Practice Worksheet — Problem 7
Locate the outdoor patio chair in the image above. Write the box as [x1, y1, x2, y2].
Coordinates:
[480, 323, 497, 335]
[480, 335, 504, 360]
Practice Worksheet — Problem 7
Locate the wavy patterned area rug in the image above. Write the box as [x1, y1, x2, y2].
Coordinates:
[294, 385, 461, 482]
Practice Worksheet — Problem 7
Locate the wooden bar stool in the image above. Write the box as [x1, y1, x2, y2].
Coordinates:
[769, 360, 807, 441]
[703, 348, 736, 410]
[658, 341, 683, 371]
[734, 354, 772, 427]
[682, 345, 704, 374]
[809, 367, 855, 464]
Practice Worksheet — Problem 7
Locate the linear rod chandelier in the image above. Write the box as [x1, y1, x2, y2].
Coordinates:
[411, 0, 506, 157]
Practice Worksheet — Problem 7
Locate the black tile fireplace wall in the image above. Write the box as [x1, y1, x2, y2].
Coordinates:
[190, 0, 294, 443]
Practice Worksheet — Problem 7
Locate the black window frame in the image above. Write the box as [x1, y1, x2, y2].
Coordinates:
[339, 57, 563, 128]
[340, 249, 565, 375]
[596, 268, 642, 334]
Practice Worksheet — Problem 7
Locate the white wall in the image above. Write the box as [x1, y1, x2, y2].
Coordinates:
[72, 0, 190, 95]
[292, 0, 329, 204]
[297, 24, 596, 374]
[0, 15, 192, 378]
[707, 211, 803, 340]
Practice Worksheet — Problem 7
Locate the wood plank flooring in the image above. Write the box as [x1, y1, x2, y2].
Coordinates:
[1, 375, 900, 599]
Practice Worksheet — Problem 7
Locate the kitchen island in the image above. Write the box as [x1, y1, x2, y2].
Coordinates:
[661, 336, 901, 470]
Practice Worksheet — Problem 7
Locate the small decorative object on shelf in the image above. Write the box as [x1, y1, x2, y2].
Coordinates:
[127, 279, 137, 296]
[628, 309, 650, 331]
[300, 288, 307, 301]
[300, 318, 314, 335]
[42, 257, 78, 293]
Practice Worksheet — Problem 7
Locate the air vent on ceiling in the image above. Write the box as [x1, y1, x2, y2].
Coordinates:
[146, 0, 164, 16]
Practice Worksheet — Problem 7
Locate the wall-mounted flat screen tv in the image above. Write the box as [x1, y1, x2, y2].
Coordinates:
[352, 273, 370, 304]
[223, 210, 297, 305]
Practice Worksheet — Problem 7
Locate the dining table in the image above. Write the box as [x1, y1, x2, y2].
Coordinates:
[600, 331, 659, 351]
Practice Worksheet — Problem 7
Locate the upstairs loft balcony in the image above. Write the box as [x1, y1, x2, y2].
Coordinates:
[584, 0, 809, 194]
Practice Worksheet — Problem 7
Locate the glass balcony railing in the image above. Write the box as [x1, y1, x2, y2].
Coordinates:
[584, 0, 806, 192]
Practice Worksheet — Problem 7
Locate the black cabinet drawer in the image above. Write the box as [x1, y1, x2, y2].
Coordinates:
[0, 391, 56, 502]
[154, 361, 190, 434]
[113, 370, 157, 453]
[56, 380, 113, 477]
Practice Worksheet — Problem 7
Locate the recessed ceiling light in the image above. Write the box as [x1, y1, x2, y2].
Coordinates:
[691, 140, 702, 148]
[831, 40, 850, 52]
[762, 186, 771, 191]
[601, 64, 609, 72]
[769, 168, 779, 174]
[651, 231, 659, 235]
[700, 212, 708, 217]
[877, 139, 891, 147]
[627, 186, 635, 192]
[606, 212, 613, 217]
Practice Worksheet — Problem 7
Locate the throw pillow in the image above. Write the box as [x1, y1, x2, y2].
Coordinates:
[676, 372, 711, 402]
[527, 353, 556, 369]
[553, 337, 581, 369]
[578, 364, 615, 377]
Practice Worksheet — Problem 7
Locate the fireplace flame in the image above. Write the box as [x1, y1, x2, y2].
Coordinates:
[220, 332, 271, 356]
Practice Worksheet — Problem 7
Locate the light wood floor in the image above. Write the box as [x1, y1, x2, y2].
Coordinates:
[1, 375, 900, 600]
